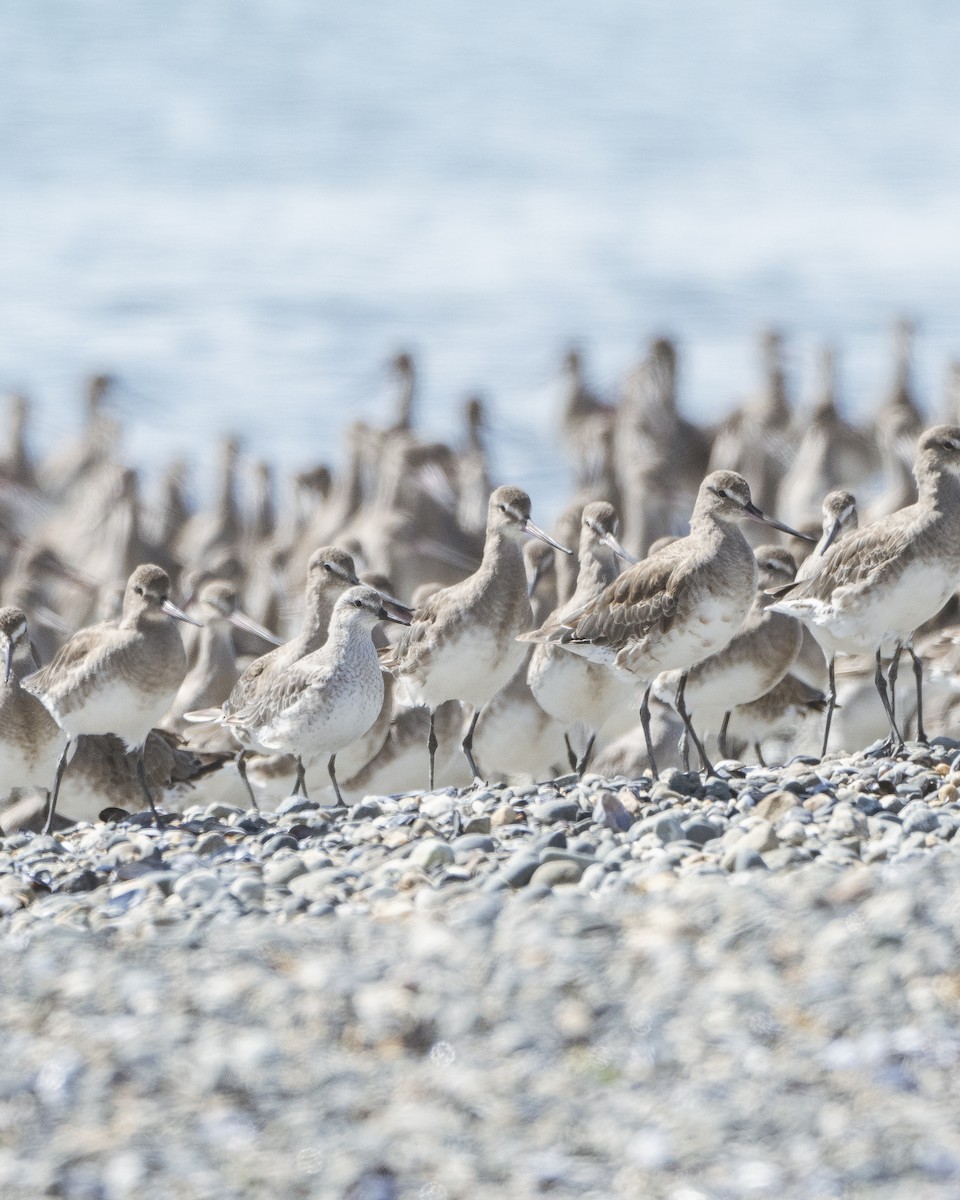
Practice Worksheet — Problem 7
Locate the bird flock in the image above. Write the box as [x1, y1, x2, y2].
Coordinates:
[4, 322, 960, 832]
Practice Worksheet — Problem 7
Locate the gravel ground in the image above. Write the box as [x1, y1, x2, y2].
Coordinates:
[3, 741, 960, 1198]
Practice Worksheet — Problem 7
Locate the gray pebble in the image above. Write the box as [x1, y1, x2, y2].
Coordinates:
[532, 799, 580, 824]
[408, 839, 456, 870]
[529, 860, 583, 887]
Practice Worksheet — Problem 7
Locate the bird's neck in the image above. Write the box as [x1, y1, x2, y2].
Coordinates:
[325, 614, 373, 659]
[7, 643, 39, 686]
[570, 545, 618, 607]
[919, 466, 960, 518]
[555, 545, 579, 605]
[299, 595, 335, 652]
[478, 530, 529, 598]
[193, 620, 236, 677]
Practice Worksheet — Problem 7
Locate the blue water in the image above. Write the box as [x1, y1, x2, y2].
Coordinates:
[2, 0, 959, 517]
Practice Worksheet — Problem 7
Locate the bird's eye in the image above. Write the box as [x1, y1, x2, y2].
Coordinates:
[497, 503, 507, 513]
[134, 586, 144, 596]
[354, 599, 363, 608]
[323, 562, 334, 572]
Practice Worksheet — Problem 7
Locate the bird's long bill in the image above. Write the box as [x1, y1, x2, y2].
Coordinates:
[3, 641, 13, 685]
[523, 518, 574, 555]
[820, 517, 844, 557]
[379, 593, 415, 624]
[743, 502, 816, 543]
[600, 531, 639, 564]
[162, 598, 204, 627]
[228, 609, 284, 645]
[377, 604, 412, 626]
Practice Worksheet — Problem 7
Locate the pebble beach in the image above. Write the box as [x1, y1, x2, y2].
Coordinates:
[3, 741, 960, 1198]
[6, 4, 960, 1195]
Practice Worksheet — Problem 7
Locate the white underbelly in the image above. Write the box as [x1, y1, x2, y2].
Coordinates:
[54, 683, 174, 749]
[401, 627, 527, 710]
[780, 561, 958, 656]
[656, 658, 776, 726]
[0, 735, 66, 797]
[528, 644, 634, 730]
[260, 680, 384, 763]
[619, 596, 750, 679]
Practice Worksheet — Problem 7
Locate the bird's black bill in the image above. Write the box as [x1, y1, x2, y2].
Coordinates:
[743, 502, 816, 543]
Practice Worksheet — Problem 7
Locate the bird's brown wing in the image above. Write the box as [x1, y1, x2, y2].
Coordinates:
[378, 590, 450, 673]
[551, 549, 686, 651]
[779, 519, 915, 602]
[21, 621, 123, 710]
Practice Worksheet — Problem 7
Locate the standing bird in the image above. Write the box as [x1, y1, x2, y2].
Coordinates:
[521, 501, 637, 774]
[652, 547, 804, 766]
[794, 489, 859, 583]
[160, 580, 281, 737]
[382, 485, 572, 787]
[776, 489, 860, 751]
[184, 546, 365, 804]
[222, 586, 407, 803]
[0, 607, 67, 806]
[530, 472, 809, 774]
[770, 426, 960, 752]
[22, 564, 199, 831]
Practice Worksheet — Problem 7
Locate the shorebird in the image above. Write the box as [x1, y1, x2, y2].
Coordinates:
[381, 484, 572, 788]
[770, 426, 960, 752]
[22, 564, 199, 831]
[521, 501, 637, 774]
[339, 699, 470, 797]
[794, 489, 859, 583]
[221, 585, 408, 803]
[31, 729, 228, 830]
[873, 318, 924, 448]
[652, 546, 803, 766]
[723, 672, 828, 765]
[0, 393, 36, 489]
[160, 580, 282, 736]
[0, 607, 67, 806]
[530, 471, 810, 774]
[175, 435, 243, 572]
[777, 348, 875, 529]
[708, 330, 793, 516]
[558, 347, 616, 499]
[616, 337, 710, 554]
[778, 490, 860, 724]
[456, 396, 493, 538]
[184, 546, 366, 803]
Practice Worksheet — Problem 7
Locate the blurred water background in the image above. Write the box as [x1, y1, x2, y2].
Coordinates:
[1, 0, 958, 518]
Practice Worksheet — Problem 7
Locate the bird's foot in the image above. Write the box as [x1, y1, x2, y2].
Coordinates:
[863, 736, 905, 760]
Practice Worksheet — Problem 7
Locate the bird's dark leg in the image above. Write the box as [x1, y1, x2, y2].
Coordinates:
[44, 739, 72, 835]
[576, 732, 597, 778]
[820, 657, 837, 759]
[135, 742, 165, 827]
[675, 671, 715, 775]
[235, 748, 259, 811]
[874, 646, 904, 752]
[887, 644, 903, 728]
[754, 742, 768, 768]
[327, 754, 343, 806]
[427, 709, 438, 790]
[909, 646, 928, 743]
[563, 733, 579, 773]
[293, 756, 308, 797]
[718, 711, 731, 761]
[639, 683, 658, 778]
[461, 706, 483, 782]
